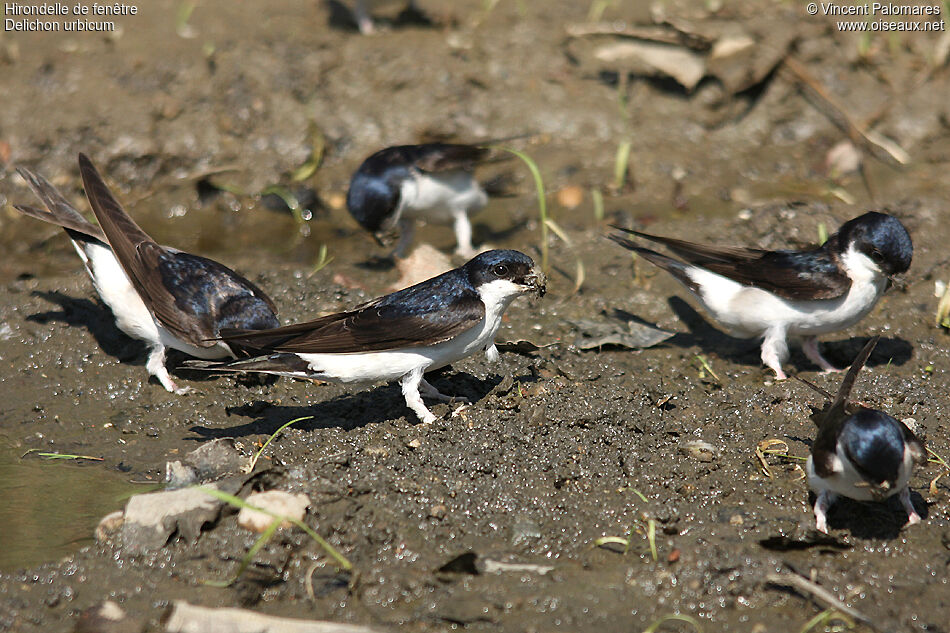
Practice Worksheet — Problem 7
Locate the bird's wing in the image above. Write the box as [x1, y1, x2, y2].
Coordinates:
[221, 281, 485, 354]
[404, 144, 493, 173]
[79, 153, 277, 345]
[15, 167, 106, 242]
[611, 227, 851, 300]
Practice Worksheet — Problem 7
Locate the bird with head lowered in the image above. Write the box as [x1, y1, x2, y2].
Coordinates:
[609, 212, 912, 379]
[796, 336, 926, 533]
[14, 154, 279, 394]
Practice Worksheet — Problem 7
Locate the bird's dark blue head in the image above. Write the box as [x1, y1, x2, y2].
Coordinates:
[463, 249, 546, 297]
[840, 407, 906, 488]
[346, 161, 407, 235]
[837, 212, 912, 276]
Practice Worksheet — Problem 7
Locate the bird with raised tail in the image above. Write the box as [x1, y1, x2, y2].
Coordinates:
[186, 249, 545, 424]
[796, 337, 926, 533]
[609, 212, 912, 379]
[346, 143, 502, 259]
[14, 154, 279, 394]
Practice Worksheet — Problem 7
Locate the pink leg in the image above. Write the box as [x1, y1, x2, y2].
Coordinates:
[814, 490, 835, 533]
[900, 487, 921, 527]
[802, 337, 841, 373]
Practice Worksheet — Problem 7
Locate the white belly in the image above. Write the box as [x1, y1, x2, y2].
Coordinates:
[687, 261, 885, 339]
[83, 241, 232, 359]
[298, 310, 500, 384]
[399, 171, 488, 224]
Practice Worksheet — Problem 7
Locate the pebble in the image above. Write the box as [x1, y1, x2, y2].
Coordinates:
[238, 491, 310, 533]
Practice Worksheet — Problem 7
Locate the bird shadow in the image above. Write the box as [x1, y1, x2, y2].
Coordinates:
[811, 491, 929, 540]
[25, 290, 265, 388]
[324, 0, 434, 33]
[26, 290, 145, 362]
[662, 297, 913, 374]
[187, 369, 508, 439]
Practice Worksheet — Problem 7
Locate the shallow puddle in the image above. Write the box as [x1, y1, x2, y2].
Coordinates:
[0, 444, 141, 571]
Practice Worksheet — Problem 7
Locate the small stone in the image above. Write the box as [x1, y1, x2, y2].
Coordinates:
[556, 185, 584, 209]
[680, 439, 717, 462]
[326, 192, 346, 210]
[95, 511, 125, 542]
[729, 514, 744, 526]
[429, 504, 447, 520]
[364, 445, 389, 457]
[406, 438, 422, 449]
[238, 491, 310, 533]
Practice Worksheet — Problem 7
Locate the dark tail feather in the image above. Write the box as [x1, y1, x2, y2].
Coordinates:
[183, 353, 311, 375]
[830, 336, 879, 410]
[15, 167, 106, 242]
[607, 233, 700, 294]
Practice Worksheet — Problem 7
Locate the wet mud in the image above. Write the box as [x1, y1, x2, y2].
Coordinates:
[1, 1, 950, 631]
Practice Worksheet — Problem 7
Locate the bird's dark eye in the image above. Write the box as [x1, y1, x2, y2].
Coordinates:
[492, 264, 509, 277]
[871, 250, 885, 264]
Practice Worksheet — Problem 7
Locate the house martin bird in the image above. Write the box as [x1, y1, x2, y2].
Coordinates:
[14, 154, 280, 394]
[185, 249, 545, 424]
[796, 337, 926, 533]
[608, 212, 912, 379]
[346, 143, 498, 258]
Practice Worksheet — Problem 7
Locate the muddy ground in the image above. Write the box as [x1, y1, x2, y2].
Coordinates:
[1, 0, 950, 631]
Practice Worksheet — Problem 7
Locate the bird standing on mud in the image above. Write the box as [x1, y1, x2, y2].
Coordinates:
[15, 154, 280, 394]
[346, 143, 500, 258]
[796, 337, 926, 533]
[186, 250, 545, 424]
[609, 212, 912, 379]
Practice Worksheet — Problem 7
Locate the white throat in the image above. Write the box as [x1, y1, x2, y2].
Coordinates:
[839, 245, 883, 284]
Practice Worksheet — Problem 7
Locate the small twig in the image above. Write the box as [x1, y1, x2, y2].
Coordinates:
[782, 56, 908, 166]
[766, 572, 885, 633]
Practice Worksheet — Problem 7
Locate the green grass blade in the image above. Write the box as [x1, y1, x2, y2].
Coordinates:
[643, 614, 702, 633]
[248, 416, 314, 472]
[196, 486, 351, 571]
[498, 147, 548, 272]
[203, 518, 282, 587]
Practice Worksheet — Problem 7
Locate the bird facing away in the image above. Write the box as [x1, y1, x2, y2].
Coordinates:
[346, 143, 496, 258]
[185, 249, 545, 424]
[609, 212, 912, 379]
[14, 154, 279, 394]
[796, 337, 926, 533]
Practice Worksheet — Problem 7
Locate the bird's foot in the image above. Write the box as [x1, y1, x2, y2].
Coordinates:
[900, 487, 921, 527]
[802, 337, 841, 373]
[814, 490, 833, 534]
[420, 378, 470, 404]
